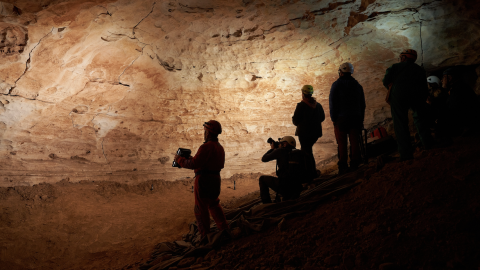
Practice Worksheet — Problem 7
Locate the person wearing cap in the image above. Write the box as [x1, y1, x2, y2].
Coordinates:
[442, 67, 479, 136]
[329, 62, 366, 174]
[258, 136, 303, 204]
[292, 85, 325, 173]
[383, 49, 433, 161]
[174, 120, 228, 237]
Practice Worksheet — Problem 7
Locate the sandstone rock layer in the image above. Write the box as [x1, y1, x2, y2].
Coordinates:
[1, 0, 479, 186]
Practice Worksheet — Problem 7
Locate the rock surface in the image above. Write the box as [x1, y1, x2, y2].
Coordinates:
[1, 0, 479, 185]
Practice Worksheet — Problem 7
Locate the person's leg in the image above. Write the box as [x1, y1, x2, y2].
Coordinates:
[207, 197, 229, 231]
[412, 103, 434, 150]
[348, 128, 361, 168]
[334, 124, 348, 172]
[390, 98, 413, 160]
[259, 175, 280, 203]
[194, 177, 211, 236]
[299, 135, 318, 174]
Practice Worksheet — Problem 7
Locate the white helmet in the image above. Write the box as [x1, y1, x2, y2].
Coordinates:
[427, 76, 440, 85]
[279, 136, 296, 148]
[339, 62, 354, 74]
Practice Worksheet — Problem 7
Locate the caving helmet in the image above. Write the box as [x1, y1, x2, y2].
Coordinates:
[279, 136, 296, 148]
[400, 49, 417, 61]
[339, 62, 354, 74]
[203, 120, 222, 135]
[427, 76, 441, 85]
[301, 85, 314, 95]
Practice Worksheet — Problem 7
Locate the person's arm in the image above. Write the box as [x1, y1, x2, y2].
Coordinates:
[317, 102, 326, 123]
[359, 84, 366, 123]
[382, 65, 395, 89]
[329, 82, 338, 123]
[292, 103, 302, 126]
[177, 144, 211, 169]
[261, 148, 282, 163]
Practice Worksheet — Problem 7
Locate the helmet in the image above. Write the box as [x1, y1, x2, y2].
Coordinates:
[301, 85, 314, 95]
[203, 120, 222, 134]
[339, 62, 354, 74]
[400, 49, 417, 61]
[279, 136, 296, 148]
[427, 76, 440, 85]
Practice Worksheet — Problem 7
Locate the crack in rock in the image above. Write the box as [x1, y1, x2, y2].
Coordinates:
[118, 45, 146, 85]
[132, 2, 156, 36]
[13, 27, 54, 86]
[9, 27, 54, 97]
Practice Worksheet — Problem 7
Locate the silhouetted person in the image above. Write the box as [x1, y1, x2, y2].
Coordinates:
[442, 67, 480, 137]
[174, 120, 228, 237]
[329, 62, 366, 174]
[292, 85, 325, 174]
[383, 49, 433, 161]
[259, 136, 303, 204]
[426, 76, 449, 144]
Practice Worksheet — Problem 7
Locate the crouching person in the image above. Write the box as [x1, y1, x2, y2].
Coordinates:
[174, 120, 228, 237]
[259, 136, 313, 204]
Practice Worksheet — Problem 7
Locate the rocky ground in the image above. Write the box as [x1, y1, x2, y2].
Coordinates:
[153, 134, 480, 270]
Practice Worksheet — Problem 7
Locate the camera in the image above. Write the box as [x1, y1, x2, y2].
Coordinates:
[172, 148, 192, 168]
[267, 138, 282, 149]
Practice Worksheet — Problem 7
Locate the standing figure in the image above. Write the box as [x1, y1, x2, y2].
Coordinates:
[174, 120, 228, 237]
[292, 85, 325, 173]
[426, 76, 449, 144]
[383, 49, 433, 161]
[442, 67, 480, 137]
[329, 62, 366, 174]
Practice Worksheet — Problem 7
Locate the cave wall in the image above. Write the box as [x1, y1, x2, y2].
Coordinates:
[1, 0, 479, 186]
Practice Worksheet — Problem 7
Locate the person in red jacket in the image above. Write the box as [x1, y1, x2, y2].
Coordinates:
[174, 120, 228, 237]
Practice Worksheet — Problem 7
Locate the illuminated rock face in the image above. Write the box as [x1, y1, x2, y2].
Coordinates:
[0, 0, 479, 185]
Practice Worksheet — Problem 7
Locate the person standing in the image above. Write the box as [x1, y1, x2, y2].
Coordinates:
[174, 120, 228, 237]
[383, 49, 433, 161]
[329, 62, 366, 174]
[292, 85, 325, 173]
[442, 67, 480, 136]
[426, 75, 449, 144]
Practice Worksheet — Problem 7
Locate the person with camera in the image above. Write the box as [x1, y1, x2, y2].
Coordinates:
[259, 136, 306, 204]
[174, 120, 228, 238]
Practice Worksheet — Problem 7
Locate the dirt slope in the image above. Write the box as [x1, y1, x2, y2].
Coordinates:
[206, 135, 480, 270]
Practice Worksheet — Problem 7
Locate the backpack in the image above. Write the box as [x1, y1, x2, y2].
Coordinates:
[278, 149, 315, 184]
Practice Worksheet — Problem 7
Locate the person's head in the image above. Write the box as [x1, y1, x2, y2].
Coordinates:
[442, 67, 461, 89]
[203, 120, 222, 141]
[427, 76, 441, 90]
[399, 49, 417, 63]
[279, 136, 296, 149]
[301, 85, 314, 100]
[338, 62, 354, 77]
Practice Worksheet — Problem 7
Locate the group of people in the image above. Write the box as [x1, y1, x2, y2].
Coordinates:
[173, 48, 479, 239]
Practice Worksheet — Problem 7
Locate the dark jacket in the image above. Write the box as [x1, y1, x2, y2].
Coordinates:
[178, 139, 225, 199]
[382, 61, 428, 107]
[292, 100, 325, 138]
[447, 81, 479, 124]
[329, 76, 366, 128]
[261, 147, 302, 192]
[262, 147, 291, 179]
